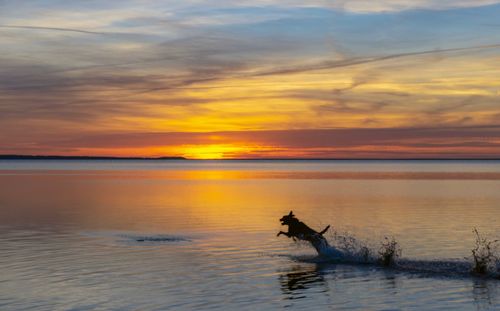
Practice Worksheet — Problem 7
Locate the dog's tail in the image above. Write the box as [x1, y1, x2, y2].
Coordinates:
[319, 225, 330, 235]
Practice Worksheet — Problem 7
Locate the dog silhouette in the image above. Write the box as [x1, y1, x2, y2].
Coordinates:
[277, 211, 332, 254]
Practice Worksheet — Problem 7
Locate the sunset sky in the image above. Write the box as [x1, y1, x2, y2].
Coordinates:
[1, 1, 500, 159]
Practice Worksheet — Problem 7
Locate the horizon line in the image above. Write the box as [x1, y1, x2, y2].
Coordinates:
[1, 155, 500, 161]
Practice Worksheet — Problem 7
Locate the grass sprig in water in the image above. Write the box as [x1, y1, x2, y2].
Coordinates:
[469, 228, 499, 275]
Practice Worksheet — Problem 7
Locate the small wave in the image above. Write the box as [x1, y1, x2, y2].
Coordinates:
[81, 231, 192, 245]
[394, 258, 474, 277]
[118, 233, 191, 243]
[290, 250, 499, 279]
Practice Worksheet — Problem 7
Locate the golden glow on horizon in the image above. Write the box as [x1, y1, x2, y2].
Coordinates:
[168, 144, 258, 159]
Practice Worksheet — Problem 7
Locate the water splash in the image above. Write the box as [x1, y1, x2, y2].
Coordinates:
[469, 228, 499, 276]
[378, 236, 402, 266]
[329, 230, 376, 263]
[299, 229, 500, 279]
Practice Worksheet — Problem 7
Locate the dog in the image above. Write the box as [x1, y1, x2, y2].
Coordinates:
[277, 211, 331, 254]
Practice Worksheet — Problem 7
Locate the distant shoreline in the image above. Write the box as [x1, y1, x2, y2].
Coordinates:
[0, 155, 187, 160]
[0, 155, 499, 161]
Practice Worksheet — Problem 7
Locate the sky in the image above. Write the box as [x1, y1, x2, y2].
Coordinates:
[1, 0, 500, 159]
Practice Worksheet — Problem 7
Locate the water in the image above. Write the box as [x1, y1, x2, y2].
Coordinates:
[0, 160, 499, 310]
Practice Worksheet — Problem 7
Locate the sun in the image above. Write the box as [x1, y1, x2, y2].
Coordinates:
[177, 144, 250, 159]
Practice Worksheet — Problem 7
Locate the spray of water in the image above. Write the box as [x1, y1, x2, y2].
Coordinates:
[329, 230, 376, 263]
[469, 228, 499, 276]
[378, 236, 402, 267]
[309, 228, 500, 278]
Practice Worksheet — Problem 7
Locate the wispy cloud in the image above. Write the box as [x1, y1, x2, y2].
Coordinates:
[251, 43, 500, 77]
[0, 24, 112, 35]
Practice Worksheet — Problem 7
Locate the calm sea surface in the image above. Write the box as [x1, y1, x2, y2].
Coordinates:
[1, 160, 499, 310]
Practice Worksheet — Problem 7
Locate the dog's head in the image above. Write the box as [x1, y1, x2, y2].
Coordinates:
[280, 211, 298, 226]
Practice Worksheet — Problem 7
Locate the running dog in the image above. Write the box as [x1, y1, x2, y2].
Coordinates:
[277, 211, 332, 254]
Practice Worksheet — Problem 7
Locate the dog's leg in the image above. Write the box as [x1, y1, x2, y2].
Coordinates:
[277, 231, 292, 237]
